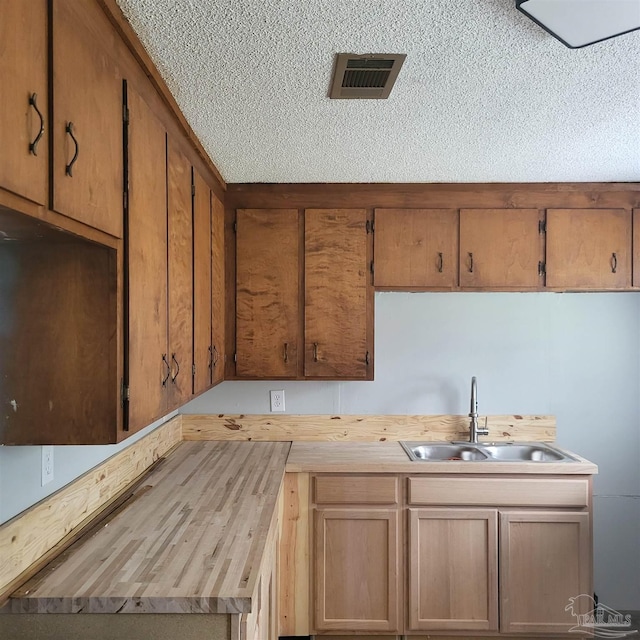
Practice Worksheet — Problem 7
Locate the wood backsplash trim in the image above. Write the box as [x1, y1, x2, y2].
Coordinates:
[181, 414, 556, 442]
[0, 417, 182, 599]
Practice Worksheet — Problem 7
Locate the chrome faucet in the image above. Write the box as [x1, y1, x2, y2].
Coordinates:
[469, 376, 489, 443]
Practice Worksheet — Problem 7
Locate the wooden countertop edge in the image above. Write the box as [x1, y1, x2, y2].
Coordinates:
[284, 461, 598, 474]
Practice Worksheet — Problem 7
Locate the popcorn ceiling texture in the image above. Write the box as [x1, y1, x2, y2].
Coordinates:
[116, 0, 640, 183]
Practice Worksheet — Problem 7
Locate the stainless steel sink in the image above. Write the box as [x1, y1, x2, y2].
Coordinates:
[401, 442, 489, 461]
[481, 443, 574, 462]
[401, 441, 577, 462]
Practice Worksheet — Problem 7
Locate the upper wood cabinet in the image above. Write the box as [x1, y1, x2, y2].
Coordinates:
[167, 141, 194, 409]
[125, 86, 168, 434]
[51, 0, 124, 238]
[211, 193, 226, 386]
[546, 208, 631, 289]
[374, 209, 458, 289]
[499, 511, 591, 634]
[236, 209, 300, 378]
[408, 508, 498, 632]
[459, 209, 544, 289]
[305, 209, 372, 379]
[0, 0, 48, 206]
[193, 169, 212, 396]
[235, 208, 373, 379]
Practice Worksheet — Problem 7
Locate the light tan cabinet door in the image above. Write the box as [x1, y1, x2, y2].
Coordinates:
[167, 141, 193, 408]
[314, 508, 400, 632]
[546, 208, 631, 289]
[408, 508, 498, 632]
[236, 209, 300, 378]
[374, 209, 458, 288]
[460, 209, 544, 289]
[126, 86, 168, 433]
[0, 0, 48, 205]
[305, 209, 372, 379]
[193, 169, 212, 396]
[51, 0, 123, 237]
[499, 511, 591, 634]
[211, 193, 225, 385]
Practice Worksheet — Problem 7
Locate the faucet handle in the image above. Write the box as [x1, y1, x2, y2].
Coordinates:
[479, 416, 490, 436]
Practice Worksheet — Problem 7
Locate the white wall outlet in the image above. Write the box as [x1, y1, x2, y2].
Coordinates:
[41, 445, 54, 486]
[270, 390, 285, 412]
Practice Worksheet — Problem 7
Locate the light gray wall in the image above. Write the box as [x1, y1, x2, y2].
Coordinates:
[0, 411, 177, 525]
[182, 292, 640, 610]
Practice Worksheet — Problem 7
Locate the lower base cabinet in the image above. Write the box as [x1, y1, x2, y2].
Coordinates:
[303, 473, 593, 638]
[500, 511, 591, 634]
[408, 508, 498, 632]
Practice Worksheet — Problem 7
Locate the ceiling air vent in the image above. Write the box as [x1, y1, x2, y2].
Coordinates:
[329, 53, 406, 99]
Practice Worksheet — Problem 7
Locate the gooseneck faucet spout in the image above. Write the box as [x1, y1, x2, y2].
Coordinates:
[469, 376, 489, 443]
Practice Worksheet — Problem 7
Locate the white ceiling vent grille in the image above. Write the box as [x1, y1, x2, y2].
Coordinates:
[329, 53, 406, 99]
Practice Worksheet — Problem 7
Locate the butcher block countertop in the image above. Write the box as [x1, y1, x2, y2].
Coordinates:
[4, 441, 290, 615]
[3, 438, 596, 616]
[285, 441, 598, 474]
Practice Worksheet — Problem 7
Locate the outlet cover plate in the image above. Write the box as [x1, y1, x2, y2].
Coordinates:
[270, 390, 285, 412]
[42, 445, 54, 486]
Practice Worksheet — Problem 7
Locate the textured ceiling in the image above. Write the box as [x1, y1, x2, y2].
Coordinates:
[116, 0, 640, 184]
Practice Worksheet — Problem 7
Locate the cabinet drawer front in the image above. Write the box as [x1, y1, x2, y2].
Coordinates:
[408, 477, 588, 508]
[314, 475, 398, 505]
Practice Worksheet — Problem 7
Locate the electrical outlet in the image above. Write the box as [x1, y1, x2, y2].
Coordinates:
[41, 445, 54, 486]
[270, 390, 285, 412]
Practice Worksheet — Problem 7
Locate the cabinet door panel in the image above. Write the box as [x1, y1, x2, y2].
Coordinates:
[236, 209, 300, 378]
[305, 209, 371, 378]
[167, 141, 193, 407]
[314, 508, 399, 632]
[374, 209, 458, 288]
[408, 508, 498, 631]
[52, 0, 123, 237]
[547, 208, 631, 289]
[193, 170, 212, 395]
[211, 193, 225, 385]
[126, 87, 168, 432]
[460, 209, 543, 289]
[0, 0, 48, 205]
[500, 511, 591, 634]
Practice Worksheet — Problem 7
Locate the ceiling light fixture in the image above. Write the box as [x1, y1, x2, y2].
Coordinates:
[516, 0, 640, 48]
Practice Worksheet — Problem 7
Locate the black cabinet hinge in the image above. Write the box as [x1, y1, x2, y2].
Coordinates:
[123, 190, 128, 210]
[233, 220, 237, 233]
[370, 260, 374, 275]
[192, 363, 196, 376]
[191, 184, 196, 197]
[538, 261, 546, 276]
[233, 352, 237, 363]
[120, 379, 130, 407]
[366, 220, 374, 234]
[123, 104, 129, 124]
[538, 219, 546, 234]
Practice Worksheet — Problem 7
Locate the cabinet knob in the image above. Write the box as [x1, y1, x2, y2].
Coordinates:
[611, 252, 617, 274]
[313, 342, 319, 362]
[437, 252, 444, 274]
[468, 252, 474, 273]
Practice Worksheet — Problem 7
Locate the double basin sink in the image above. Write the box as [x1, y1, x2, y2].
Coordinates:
[400, 441, 577, 463]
